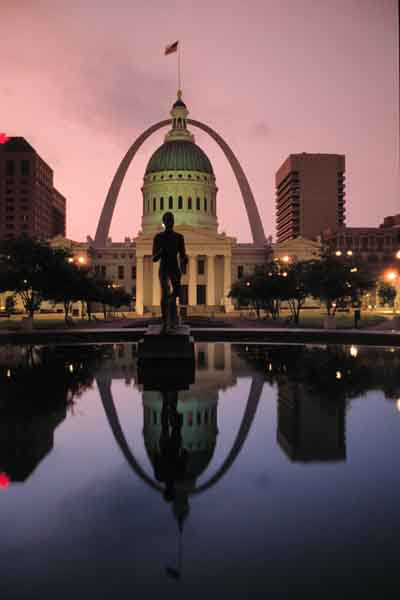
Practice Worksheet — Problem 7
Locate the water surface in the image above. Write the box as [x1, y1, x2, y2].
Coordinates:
[0, 342, 399, 598]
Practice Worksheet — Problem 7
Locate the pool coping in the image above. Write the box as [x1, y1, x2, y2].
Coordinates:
[0, 327, 399, 346]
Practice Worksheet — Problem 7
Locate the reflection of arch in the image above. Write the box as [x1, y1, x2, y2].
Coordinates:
[97, 373, 264, 496]
[94, 119, 266, 247]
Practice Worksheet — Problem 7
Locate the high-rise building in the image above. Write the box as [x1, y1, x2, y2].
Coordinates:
[275, 153, 345, 243]
[0, 136, 66, 240]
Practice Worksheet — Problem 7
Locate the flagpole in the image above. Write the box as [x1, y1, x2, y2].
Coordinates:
[178, 42, 182, 92]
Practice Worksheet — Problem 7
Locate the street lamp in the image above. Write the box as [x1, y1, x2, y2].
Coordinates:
[346, 250, 353, 256]
[385, 270, 398, 282]
[335, 250, 342, 257]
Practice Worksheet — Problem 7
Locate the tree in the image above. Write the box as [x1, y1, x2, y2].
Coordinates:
[0, 236, 70, 319]
[280, 261, 314, 324]
[307, 255, 374, 315]
[5, 295, 15, 315]
[378, 282, 397, 307]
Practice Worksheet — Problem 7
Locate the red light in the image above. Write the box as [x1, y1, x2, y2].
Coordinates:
[0, 133, 9, 145]
[0, 472, 10, 489]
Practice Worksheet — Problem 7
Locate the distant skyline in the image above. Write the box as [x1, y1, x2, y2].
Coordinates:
[1, 0, 399, 242]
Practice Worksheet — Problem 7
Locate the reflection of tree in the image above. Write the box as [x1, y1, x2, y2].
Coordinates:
[235, 344, 400, 462]
[0, 345, 102, 483]
[235, 344, 400, 403]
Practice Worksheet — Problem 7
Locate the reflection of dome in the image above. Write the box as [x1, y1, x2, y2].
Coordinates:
[143, 391, 218, 484]
[145, 141, 214, 175]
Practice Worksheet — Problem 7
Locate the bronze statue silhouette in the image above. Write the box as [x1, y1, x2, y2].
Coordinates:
[152, 212, 188, 332]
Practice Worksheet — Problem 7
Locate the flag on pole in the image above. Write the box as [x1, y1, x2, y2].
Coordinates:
[0, 133, 9, 144]
[165, 41, 179, 55]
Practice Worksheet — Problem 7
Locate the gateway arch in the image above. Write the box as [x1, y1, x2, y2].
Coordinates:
[96, 372, 264, 496]
[94, 119, 266, 247]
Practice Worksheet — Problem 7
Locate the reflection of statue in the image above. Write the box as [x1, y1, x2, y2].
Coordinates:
[152, 212, 188, 333]
[154, 390, 188, 504]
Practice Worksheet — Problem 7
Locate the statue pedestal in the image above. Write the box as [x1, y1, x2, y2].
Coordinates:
[138, 324, 195, 389]
[138, 323, 195, 363]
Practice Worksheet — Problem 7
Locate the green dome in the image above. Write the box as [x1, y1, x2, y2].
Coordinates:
[145, 140, 214, 175]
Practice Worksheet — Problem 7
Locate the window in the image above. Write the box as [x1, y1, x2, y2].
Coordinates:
[6, 160, 15, 176]
[178, 173, 182, 178]
[153, 197, 156, 211]
[169, 196, 173, 209]
[188, 174, 192, 179]
[196, 197, 201, 210]
[237, 265, 244, 279]
[131, 265, 136, 279]
[178, 196, 183, 209]
[188, 197, 192, 210]
[204, 197, 207, 212]
[118, 265, 124, 279]
[21, 160, 30, 175]
[160, 197, 164, 210]
[197, 258, 205, 275]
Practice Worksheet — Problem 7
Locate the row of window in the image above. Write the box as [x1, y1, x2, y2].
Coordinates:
[94, 265, 137, 280]
[335, 237, 396, 250]
[93, 260, 208, 280]
[5, 160, 30, 176]
[149, 173, 210, 182]
[148, 407, 217, 427]
[145, 195, 214, 214]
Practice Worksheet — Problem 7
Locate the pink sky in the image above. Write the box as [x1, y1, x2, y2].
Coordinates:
[1, 0, 399, 242]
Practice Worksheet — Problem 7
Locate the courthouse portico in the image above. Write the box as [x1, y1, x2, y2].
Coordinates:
[135, 225, 235, 314]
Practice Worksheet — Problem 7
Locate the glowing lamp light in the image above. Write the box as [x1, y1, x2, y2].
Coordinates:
[397, 399, 400, 413]
[396, 250, 400, 259]
[0, 473, 10, 489]
[68, 364, 74, 373]
[385, 270, 398, 282]
[349, 345, 358, 358]
[78, 256, 85, 264]
[346, 250, 353, 256]
[336, 371, 342, 380]
[282, 271, 288, 277]
[6, 369, 11, 378]
[350, 267, 358, 273]
[0, 133, 9, 144]
[245, 281, 251, 287]
[335, 250, 342, 256]
[282, 255, 290, 263]
[68, 257, 74, 263]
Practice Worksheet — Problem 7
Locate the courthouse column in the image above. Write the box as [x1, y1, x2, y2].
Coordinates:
[135, 255, 144, 315]
[188, 255, 197, 306]
[223, 254, 232, 298]
[152, 260, 160, 306]
[206, 254, 215, 306]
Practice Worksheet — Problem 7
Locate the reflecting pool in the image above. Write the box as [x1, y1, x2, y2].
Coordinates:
[0, 342, 399, 598]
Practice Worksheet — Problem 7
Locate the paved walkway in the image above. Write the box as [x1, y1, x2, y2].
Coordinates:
[0, 325, 398, 347]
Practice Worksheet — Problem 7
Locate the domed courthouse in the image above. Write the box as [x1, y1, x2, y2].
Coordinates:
[65, 93, 273, 315]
